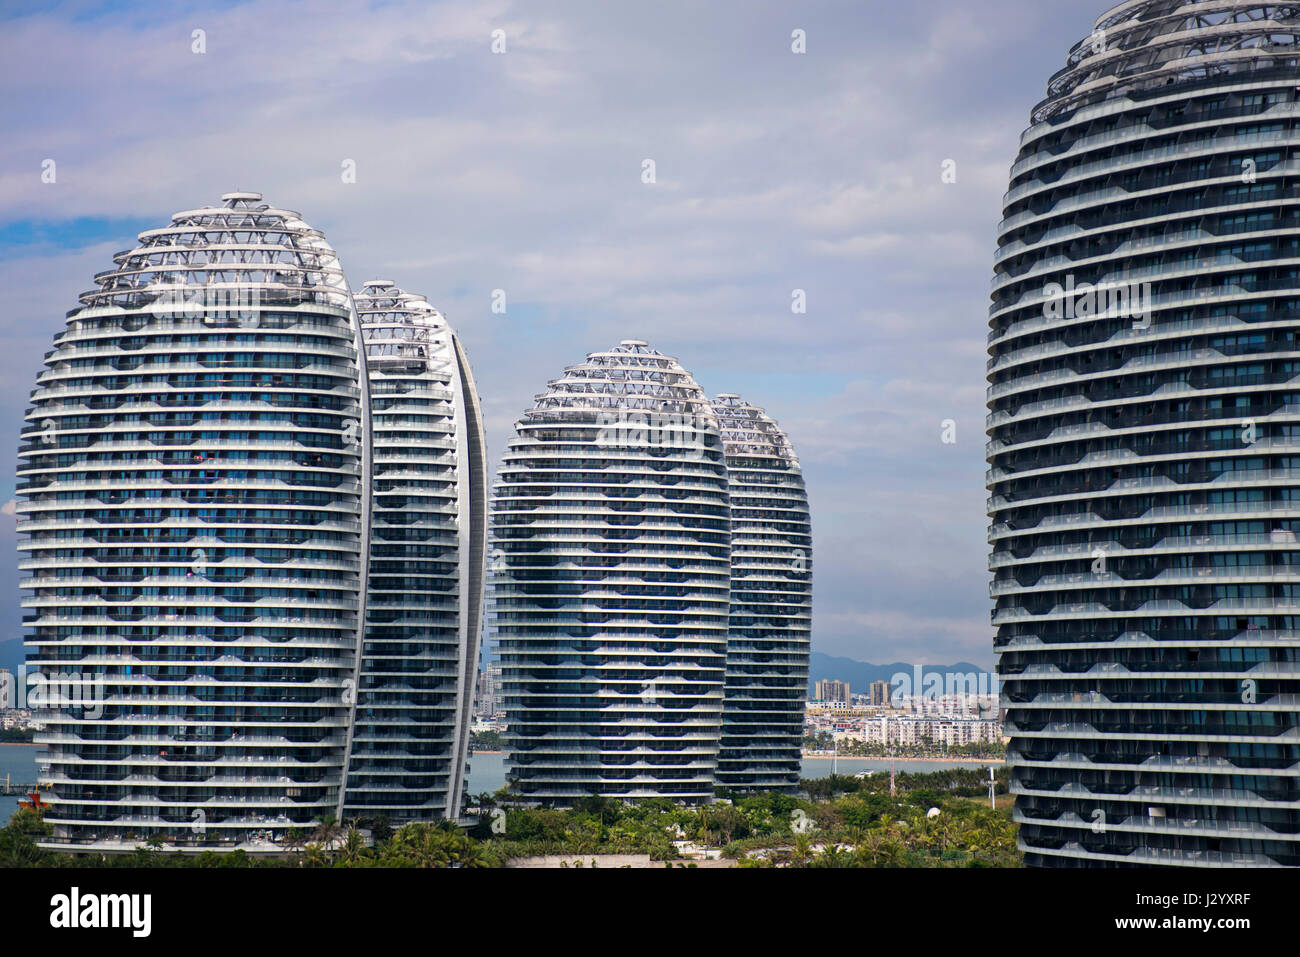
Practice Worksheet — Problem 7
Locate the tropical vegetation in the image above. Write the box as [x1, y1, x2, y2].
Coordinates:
[0, 767, 1019, 868]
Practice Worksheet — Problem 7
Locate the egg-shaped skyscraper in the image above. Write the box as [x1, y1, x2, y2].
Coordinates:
[989, 3, 1300, 867]
[345, 280, 487, 822]
[17, 192, 371, 851]
[491, 340, 731, 803]
[711, 395, 812, 793]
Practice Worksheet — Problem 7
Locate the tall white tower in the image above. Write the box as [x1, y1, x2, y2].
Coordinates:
[18, 192, 371, 851]
[989, 3, 1300, 866]
[491, 341, 731, 803]
[346, 281, 487, 822]
[711, 395, 812, 793]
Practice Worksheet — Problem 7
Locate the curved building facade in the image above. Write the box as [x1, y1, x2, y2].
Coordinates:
[345, 281, 487, 822]
[491, 340, 731, 803]
[712, 395, 812, 793]
[989, 2, 1300, 866]
[17, 192, 371, 850]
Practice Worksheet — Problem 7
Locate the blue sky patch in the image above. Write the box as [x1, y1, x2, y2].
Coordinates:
[0, 216, 152, 254]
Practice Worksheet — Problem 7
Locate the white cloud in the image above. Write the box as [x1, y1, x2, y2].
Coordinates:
[0, 0, 1100, 665]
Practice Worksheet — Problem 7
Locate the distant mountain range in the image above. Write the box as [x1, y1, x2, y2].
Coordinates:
[0, 640, 993, 698]
[808, 651, 993, 693]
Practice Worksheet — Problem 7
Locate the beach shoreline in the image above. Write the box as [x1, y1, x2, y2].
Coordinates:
[471, 749, 1002, 764]
[472, 749, 1001, 764]
[801, 753, 1004, 763]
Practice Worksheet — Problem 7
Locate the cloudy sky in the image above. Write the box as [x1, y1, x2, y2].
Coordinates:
[0, 0, 1098, 668]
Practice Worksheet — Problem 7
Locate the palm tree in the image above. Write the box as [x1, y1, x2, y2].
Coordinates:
[303, 842, 327, 867]
[570, 819, 601, 855]
[383, 821, 489, 868]
[790, 833, 813, 867]
[863, 832, 904, 868]
[934, 817, 954, 853]
[310, 814, 343, 861]
[815, 844, 852, 868]
[338, 823, 367, 866]
[842, 825, 869, 851]
[282, 826, 307, 857]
